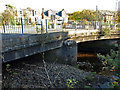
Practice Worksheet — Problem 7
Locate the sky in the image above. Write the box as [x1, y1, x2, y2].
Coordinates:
[0, 0, 120, 13]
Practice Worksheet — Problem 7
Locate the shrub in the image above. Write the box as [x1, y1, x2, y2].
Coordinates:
[102, 23, 110, 26]
[100, 28, 110, 36]
[16, 22, 21, 25]
[97, 44, 120, 75]
[97, 44, 120, 88]
[9, 19, 16, 25]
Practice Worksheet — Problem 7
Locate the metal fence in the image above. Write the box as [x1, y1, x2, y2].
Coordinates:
[0, 18, 63, 34]
[0, 19, 119, 34]
[64, 20, 117, 30]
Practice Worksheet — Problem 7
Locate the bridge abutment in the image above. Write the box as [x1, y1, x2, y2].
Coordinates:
[44, 40, 77, 65]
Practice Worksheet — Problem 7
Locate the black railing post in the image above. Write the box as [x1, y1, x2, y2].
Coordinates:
[62, 22, 64, 32]
[2, 18, 5, 33]
[45, 19, 48, 33]
[41, 20, 43, 34]
[21, 18, 23, 34]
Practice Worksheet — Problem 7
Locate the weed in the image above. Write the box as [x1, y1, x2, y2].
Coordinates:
[66, 79, 78, 88]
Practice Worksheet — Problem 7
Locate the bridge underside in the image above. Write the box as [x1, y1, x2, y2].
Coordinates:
[78, 38, 120, 54]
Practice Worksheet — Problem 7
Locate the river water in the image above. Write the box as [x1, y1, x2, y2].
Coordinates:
[77, 39, 120, 75]
[77, 52, 103, 73]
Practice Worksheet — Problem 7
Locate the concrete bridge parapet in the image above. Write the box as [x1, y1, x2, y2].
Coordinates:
[66, 30, 120, 43]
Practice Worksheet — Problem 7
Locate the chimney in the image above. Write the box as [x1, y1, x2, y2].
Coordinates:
[42, 8, 44, 19]
[62, 9, 64, 11]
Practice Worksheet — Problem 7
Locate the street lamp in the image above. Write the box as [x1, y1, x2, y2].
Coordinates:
[114, 0, 118, 31]
[95, 5, 98, 30]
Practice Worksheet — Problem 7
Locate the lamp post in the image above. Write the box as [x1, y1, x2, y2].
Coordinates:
[95, 5, 98, 30]
[114, 0, 118, 31]
[118, 1, 120, 30]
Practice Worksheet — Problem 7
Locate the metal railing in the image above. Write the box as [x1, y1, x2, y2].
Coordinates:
[64, 20, 117, 30]
[0, 18, 63, 34]
[0, 19, 119, 34]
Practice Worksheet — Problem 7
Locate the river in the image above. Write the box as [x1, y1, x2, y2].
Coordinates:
[77, 52, 103, 73]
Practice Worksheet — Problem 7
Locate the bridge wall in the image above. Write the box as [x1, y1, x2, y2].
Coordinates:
[1, 33, 62, 61]
[2, 32, 77, 65]
[67, 30, 120, 43]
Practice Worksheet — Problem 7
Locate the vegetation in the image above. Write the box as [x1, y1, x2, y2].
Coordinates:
[116, 11, 120, 23]
[68, 9, 96, 21]
[97, 44, 120, 88]
[66, 79, 78, 88]
[2, 4, 17, 25]
[100, 28, 110, 36]
[2, 4, 16, 19]
[97, 44, 120, 75]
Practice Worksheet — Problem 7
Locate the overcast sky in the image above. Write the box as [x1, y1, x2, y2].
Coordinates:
[0, 0, 120, 13]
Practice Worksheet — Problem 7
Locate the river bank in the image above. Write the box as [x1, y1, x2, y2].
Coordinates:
[2, 60, 113, 88]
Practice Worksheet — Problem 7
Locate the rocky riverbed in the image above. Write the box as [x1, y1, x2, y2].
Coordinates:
[2, 59, 113, 88]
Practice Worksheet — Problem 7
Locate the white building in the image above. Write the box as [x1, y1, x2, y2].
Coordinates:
[43, 8, 68, 24]
[15, 8, 41, 24]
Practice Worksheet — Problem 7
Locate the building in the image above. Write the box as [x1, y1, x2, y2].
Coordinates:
[15, 8, 41, 24]
[15, 8, 68, 25]
[43, 8, 68, 24]
[99, 10, 115, 25]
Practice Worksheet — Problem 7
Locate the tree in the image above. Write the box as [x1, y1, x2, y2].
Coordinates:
[2, 4, 16, 19]
[68, 9, 96, 21]
[2, 4, 17, 25]
[116, 10, 120, 23]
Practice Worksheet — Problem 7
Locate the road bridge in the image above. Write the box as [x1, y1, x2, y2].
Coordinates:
[1, 29, 120, 65]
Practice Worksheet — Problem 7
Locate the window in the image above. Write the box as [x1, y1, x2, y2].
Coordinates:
[106, 16, 108, 19]
[29, 18, 31, 23]
[107, 21, 108, 24]
[32, 10, 34, 16]
[20, 11, 22, 14]
[111, 16, 113, 19]
[51, 15, 55, 20]
[109, 21, 111, 24]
